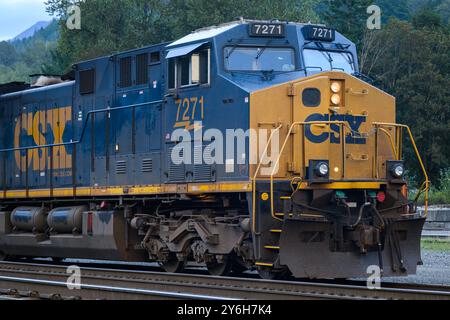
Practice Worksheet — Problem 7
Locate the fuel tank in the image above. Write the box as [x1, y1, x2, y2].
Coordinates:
[47, 206, 87, 234]
[10, 207, 48, 233]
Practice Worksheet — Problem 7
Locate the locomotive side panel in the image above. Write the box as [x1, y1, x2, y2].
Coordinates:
[0, 83, 75, 194]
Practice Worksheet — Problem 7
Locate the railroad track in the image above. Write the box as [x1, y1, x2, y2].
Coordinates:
[0, 261, 449, 300]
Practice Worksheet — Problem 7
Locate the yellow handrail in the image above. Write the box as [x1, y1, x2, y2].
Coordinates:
[251, 120, 430, 231]
[373, 122, 430, 217]
[378, 127, 398, 160]
[269, 121, 352, 221]
[252, 124, 283, 233]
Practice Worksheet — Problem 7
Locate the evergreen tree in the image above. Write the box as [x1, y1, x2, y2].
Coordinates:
[364, 17, 450, 185]
[0, 42, 17, 67]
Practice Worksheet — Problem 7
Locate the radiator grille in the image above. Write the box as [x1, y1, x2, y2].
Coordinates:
[168, 147, 185, 182]
[194, 145, 213, 182]
[136, 53, 148, 85]
[116, 160, 127, 175]
[141, 158, 153, 173]
[120, 57, 132, 88]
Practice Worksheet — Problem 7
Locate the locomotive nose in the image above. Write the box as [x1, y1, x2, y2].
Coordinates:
[292, 72, 397, 181]
[250, 71, 397, 182]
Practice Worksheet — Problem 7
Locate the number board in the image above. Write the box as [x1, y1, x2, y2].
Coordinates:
[249, 23, 285, 37]
[303, 25, 335, 42]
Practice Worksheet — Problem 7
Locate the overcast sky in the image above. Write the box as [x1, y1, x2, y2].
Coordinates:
[0, 0, 52, 41]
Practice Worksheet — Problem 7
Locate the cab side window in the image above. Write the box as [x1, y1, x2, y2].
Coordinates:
[168, 48, 210, 89]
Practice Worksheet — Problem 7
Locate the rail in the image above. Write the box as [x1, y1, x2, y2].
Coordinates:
[0, 261, 449, 300]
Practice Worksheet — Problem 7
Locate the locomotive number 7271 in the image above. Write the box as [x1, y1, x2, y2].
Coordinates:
[174, 96, 205, 130]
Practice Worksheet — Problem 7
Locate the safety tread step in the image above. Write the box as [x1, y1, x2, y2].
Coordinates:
[270, 229, 282, 233]
[255, 261, 274, 267]
[264, 245, 281, 250]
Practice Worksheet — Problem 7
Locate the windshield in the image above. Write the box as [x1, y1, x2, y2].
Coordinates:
[225, 47, 296, 72]
[303, 49, 355, 73]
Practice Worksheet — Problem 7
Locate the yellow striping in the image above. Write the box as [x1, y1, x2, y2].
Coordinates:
[280, 196, 291, 200]
[264, 246, 280, 250]
[255, 262, 274, 267]
[0, 182, 253, 199]
[310, 182, 384, 189]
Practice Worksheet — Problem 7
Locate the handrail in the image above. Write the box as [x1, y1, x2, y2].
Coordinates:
[378, 127, 398, 160]
[0, 100, 164, 153]
[269, 121, 352, 221]
[251, 124, 283, 234]
[256, 120, 430, 224]
[0, 100, 164, 198]
[373, 122, 430, 217]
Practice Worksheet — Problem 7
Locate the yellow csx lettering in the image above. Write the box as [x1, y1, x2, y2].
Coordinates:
[174, 96, 205, 131]
[14, 106, 72, 172]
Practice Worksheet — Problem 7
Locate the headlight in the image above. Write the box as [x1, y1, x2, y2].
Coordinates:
[330, 93, 341, 105]
[315, 162, 329, 177]
[392, 164, 404, 178]
[331, 81, 342, 93]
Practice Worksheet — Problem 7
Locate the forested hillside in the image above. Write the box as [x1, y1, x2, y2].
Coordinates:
[0, 20, 58, 83]
[0, 0, 448, 193]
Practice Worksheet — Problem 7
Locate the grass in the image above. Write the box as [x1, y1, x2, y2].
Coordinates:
[414, 168, 450, 205]
[421, 238, 450, 251]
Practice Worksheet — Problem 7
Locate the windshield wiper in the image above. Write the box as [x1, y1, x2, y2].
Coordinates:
[352, 72, 374, 84]
[256, 47, 266, 59]
[225, 38, 245, 59]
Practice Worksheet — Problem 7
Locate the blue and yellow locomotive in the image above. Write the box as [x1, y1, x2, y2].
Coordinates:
[0, 20, 429, 279]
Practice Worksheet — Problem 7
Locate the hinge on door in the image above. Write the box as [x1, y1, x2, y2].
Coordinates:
[287, 86, 296, 96]
[287, 162, 297, 173]
[346, 153, 369, 161]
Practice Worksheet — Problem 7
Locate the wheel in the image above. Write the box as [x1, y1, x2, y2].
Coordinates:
[230, 261, 248, 276]
[258, 267, 290, 280]
[229, 254, 248, 276]
[206, 255, 233, 276]
[162, 254, 185, 273]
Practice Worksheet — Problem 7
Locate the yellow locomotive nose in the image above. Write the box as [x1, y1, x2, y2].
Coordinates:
[250, 71, 428, 279]
[250, 71, 397, 182]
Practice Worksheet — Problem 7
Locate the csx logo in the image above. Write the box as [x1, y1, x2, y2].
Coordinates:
[305, 113, 366, 144]
[14, 106, 72, 172]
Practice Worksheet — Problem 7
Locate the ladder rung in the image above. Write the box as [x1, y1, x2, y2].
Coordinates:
[270, 229, 282, 233]
[264, 245, 280, 250]
[275, 213, 293, 217]
[255, 262, 274, 267]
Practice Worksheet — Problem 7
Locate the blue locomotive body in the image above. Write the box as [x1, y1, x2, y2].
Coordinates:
[0, 21, 357, 194]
